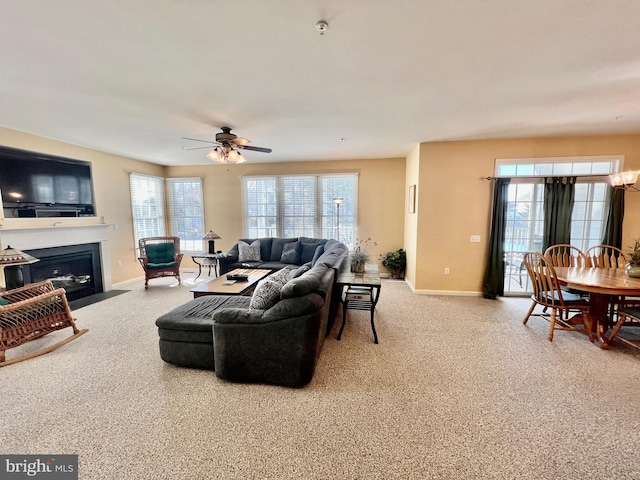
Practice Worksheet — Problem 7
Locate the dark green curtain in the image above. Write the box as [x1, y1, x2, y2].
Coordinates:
[482, 178, 510, 299]
[601, 186, 625, 248]
[542, 177, 576, 252]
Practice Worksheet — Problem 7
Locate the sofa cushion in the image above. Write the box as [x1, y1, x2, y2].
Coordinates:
[270, 237, 298, 261]
[311, 245, 324, 265]
[300, 242, 321, 264]
[315, 241, 348, 269]
[292, 263, 311, 278]
[281, 263, 329, 299]
[263, 293, 325, 321]
[281, 241, 302, 264]
[299, 237, 327, 247]
[238, 240, 261, 262]
[249, 278, 283, 310]
[146, 242, 175, 263]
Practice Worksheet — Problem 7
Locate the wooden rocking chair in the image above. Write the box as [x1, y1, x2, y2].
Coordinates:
[0, 280, 87, 367]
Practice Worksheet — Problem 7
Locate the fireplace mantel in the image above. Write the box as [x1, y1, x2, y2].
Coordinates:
[0, 224, 113, 291]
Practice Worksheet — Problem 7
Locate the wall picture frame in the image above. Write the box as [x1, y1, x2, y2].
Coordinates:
[408, 185, 416, 213]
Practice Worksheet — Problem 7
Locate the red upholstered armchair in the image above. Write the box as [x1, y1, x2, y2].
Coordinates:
[138, 236, 183, 288]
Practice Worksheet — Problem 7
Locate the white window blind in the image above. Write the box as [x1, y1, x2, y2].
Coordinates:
[244, 177, 277, 238]
[130, 173, 166, 249]
[321, 175, 357, 247]
[280, 176, 316, 237]
[242, 174, 357, 244]
[166, 177, 205, 252]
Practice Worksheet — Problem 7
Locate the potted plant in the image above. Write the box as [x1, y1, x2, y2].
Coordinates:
[350, 238, 376, 273]
[626, 239, 640, 278]
[380, 248, 406, 279]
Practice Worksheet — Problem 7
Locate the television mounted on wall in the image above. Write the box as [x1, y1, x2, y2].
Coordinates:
[0, 146, 96, 218]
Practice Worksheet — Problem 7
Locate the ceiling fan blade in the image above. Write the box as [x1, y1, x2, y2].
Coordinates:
[184, 145, 216, 151]
[182, 137, 217, 144]
[238, 145, 272, 153]
[230, 137, 251, 146]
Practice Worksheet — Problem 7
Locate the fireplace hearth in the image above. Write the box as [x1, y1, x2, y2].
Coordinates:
[22, 244, 103, 301]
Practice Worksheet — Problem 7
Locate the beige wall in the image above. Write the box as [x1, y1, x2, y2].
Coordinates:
[2, 125, 639, 293]
[0, 127, 165, 284]
[165, 158, 407, 272]
[412, 134, 640, 294]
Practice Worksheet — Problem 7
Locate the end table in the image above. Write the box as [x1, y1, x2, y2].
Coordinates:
[191, 253, 223, 280]
[336, 263, 382, 344]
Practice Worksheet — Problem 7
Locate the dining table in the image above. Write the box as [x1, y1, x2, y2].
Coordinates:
[554, 267, 640, 348]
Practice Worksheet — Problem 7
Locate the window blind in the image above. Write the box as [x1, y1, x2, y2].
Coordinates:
[166, 177, 205, 252]
[129, 173, 166, 249]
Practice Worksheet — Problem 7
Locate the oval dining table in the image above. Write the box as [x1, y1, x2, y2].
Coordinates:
[554, 267, 640, 348]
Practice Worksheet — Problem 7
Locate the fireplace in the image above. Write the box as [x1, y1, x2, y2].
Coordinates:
[0, 224, 113, 296]
[22, 244, 103, 301]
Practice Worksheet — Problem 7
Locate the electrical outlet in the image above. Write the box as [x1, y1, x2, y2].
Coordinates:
[444, 267, 450, 275]
[113, 224, 119, 231]
[116, 260, 122, 267]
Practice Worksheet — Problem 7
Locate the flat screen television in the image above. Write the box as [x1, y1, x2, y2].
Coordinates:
[0, 146, 96, 218]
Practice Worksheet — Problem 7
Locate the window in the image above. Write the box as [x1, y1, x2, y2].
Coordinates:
[497, 156, 621, 295]
[242, 174, 358, 245]
[166, 177, 205, 252]
[130, 173, 166, 249]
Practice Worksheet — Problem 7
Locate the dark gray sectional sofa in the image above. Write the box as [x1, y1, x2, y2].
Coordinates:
[155, 237, 348, 387]
[218, 236, 332, 275]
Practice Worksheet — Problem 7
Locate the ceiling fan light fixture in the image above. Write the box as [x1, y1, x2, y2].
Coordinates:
[227, 149, 240, 163]
[206, 148, 222, 163]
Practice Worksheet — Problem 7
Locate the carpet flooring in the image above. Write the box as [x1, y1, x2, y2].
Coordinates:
[1, 276, 639, 479]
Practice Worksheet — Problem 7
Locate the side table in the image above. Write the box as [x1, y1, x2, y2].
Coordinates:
[336, 263, 382, 344]
[191, 253, 223, 280]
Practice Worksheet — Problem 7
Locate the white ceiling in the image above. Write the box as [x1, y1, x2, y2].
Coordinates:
[2, 0, 640, 166]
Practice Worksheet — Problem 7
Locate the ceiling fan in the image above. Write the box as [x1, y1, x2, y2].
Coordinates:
[183, 127, 272, 164]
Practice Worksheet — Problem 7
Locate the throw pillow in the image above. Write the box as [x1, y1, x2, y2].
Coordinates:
[0, 296, 8, 306]
[280, 241, 301, 264]
[269, 267, 292, 287]
[249, 278, 282, 310]
[238, 240, 261, 262]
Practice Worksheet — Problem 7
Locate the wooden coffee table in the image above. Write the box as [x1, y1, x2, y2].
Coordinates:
[190, 268, 272, 298]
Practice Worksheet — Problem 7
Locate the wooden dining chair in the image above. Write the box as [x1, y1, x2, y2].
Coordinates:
[544, 244, 588, 267]
[606, 304, 640, 351]
[585, 245, 626, 269]
[522, 252, 593, 342]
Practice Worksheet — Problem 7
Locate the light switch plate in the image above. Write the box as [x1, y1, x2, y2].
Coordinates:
[470, 235, 481, 242]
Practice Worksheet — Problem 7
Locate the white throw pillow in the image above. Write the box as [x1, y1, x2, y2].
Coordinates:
[269, 267, 292, 287]
[249, 279, 282, 310]
[238, 240, 261, 262]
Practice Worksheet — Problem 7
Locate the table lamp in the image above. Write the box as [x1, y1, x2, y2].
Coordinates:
[0, 246, 40, 290]
[202, 230, 221, 254]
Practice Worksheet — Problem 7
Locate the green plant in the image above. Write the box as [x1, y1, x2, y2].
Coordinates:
[628, 239, 640, 265]
[350, 238, 377, 271]
[380, 248, 406, 278]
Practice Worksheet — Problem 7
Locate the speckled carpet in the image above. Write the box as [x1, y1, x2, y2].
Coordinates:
[1, 274, 639, 479]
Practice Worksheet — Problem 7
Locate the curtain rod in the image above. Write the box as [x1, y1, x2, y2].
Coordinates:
[484, 173, 611, 180]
